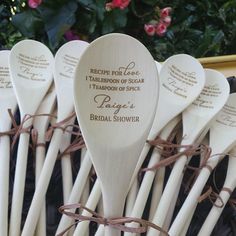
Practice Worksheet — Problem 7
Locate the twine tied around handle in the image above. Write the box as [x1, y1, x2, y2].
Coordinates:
[198, 186, 224, 208]
[45, 112, 78, 141]
[57, 203, 169, 236]
[57, 135, 85, 159]
[143, 138, 212, 172]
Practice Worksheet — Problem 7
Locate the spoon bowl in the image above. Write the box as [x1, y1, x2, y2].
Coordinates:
[9, 39, 54, 116]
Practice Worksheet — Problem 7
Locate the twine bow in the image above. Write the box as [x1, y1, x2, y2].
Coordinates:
[57, 203, 169, 236]
[198, 186, 224, 208]
[45, 112, 77, 141]
[4, 109, 34, 152]
[58, 136, 85, 159]
[142, 139, 211, 172]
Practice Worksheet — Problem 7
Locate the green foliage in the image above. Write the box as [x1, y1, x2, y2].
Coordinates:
[1, 0, 236, 60]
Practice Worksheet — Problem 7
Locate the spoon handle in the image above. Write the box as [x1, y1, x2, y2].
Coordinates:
[124, 148, 162, 236]
[61, 155, 73, 203]
[35, 144, 47, 236]
[60, 118, 75, 203]
[179, 209, 195, 236]
[148, 167, 165, 221]
[56, 152, 92, 234]
[147, 155, 187, 236]
[0, 136, 10, 236]
[125, 178, 138, 216]
[197, 150, 236, 236]
[129, 142, 151, 187]
[161, 177, 182, 231]
[21, 128, 63, 236]
[73, 179, 101, 236]
[168, 167, 211, 236]
[95, 225, 105, 236]
[9, 132, 30, 236]
[197, 185, 233, 236]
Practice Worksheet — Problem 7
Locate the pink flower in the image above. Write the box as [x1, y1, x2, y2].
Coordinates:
[162, 16, 171, 27]
[28, 0, 42, 8]
[144, 24, 156, 36]
[105, 0, 131, 10]
[160, 7, 172, 18]
[156, 22, 167, 36]
[64, 30, 80, 41]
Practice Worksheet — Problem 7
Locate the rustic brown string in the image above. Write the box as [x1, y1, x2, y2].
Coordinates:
[141, 143, 210, 172]
[148, 121, 182, 158]
[222, 187, 236, 210]
[229, 197, 236, 210]
[57, 204, 169, 236]
[45, 112, 77, 141]
[8, 109, 34, 151]
[183, 145, 212, 192]
[186, 152, 232, 192]
[58, 136, 85, 159]
[222, 187, 233, 195]
[198, 186, 224, 208]
[147, 137, 190, 158]
[0, 126, 16, 137]
[30, 128, 47, 154]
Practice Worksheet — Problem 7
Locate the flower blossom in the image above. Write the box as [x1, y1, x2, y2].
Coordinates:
[156, 22, 167, 36]
[105, 0, 131, 11]
[160, 7, 172, 18]
[162, 16, 171, 27]
[28, 0, 42, 9]
[144, 6, 172, 37]
[144, 24, 156, 36]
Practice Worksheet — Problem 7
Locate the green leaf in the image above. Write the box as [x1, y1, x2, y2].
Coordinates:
[213, 30, 224, 44]
[102, 9, 128, 34]
[185, 4, 196, 12]
[11, 10, 43, 38]
[140, 0, 158, 6]
[38, 1, 78, 49]
[78, 0, 106, 21]
[78, 0, 95, 8]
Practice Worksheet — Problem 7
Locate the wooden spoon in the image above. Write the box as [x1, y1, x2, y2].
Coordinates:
[8, 40, 54, 236]
[125, 54, 205, 235]
[124, 60, 162, 218]
[130, 54, 205, 186]
[21, 40, 89, 236]
[33, 84, 56, 236]
[197, 146, 236, 235]
[0, 50, 17, 236]
[168, 92, 236, 236]
[73, 33, 158, 236]
[148, 69, 230, 236]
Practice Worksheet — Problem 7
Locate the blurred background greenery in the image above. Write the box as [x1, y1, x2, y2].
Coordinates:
[1, 0, 236, 61]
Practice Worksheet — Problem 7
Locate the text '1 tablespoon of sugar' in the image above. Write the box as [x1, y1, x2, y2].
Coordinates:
[9, 40, 54, 236]
[73, 33, 158, 236]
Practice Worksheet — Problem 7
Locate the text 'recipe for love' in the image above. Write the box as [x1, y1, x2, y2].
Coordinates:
[86, 61, 145, 123]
